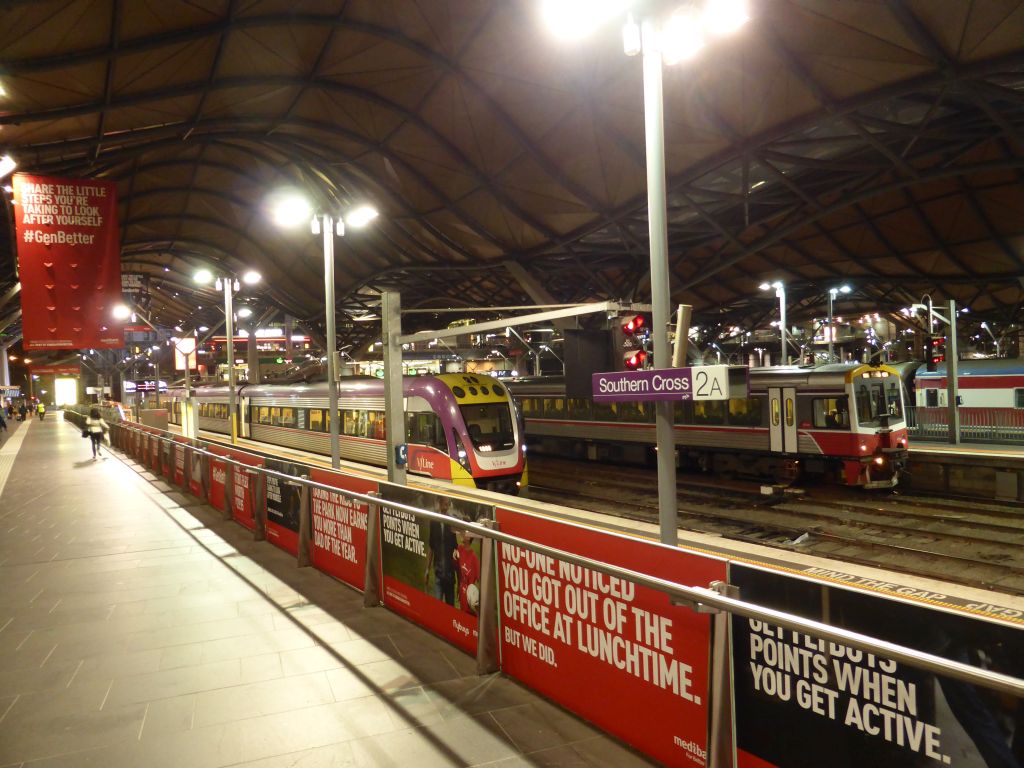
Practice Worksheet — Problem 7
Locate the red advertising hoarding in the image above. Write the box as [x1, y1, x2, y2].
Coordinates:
[308, 469, 376, 589]
[208, 445, 264, 530]
[495, 508, 727, 767]
[379, 487, 493, 656]
[173, 438, 189, 488]
[29, 364, 81, 375]
[12, 174, 123, 350]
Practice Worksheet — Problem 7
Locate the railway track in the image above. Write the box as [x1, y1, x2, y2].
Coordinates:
[527, 458, 1024, 596]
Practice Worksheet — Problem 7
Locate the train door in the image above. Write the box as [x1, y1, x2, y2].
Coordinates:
[768, 386, 798, 453]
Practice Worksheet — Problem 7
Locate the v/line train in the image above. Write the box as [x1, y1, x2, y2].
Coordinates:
[506, 363, 909, 489]
[165, 374, 527, 494]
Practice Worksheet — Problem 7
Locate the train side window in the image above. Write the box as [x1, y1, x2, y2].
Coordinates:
[812, 397, 849, 429]
[785, 397, 794, 427]
[280, 407, 296, 428]
[771, 398, 780, 427]
[1016, 389, 1024, 409]
[567, 398, 592, 421]
[308, 409, 323, 432]
[728, 397, 762, 426]
[408, 412, 446, 449]
[925, 388, 939, 408]
[693, 400, 726, 425]
[591, 401, 618, 421]
[673, 401, 693, 423]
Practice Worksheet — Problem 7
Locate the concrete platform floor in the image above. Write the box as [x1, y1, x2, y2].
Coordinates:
[0, 414, 657, 768]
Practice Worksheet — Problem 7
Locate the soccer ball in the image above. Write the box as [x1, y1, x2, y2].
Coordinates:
[466, 583, 480, 613]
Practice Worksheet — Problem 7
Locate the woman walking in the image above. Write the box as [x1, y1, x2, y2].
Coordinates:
[84, 408, 108, 459]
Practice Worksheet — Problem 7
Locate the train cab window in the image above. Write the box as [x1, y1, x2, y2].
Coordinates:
[460, 404, 515, 450]
[924, 389, 939, 408]
[856, 382, 890, 426]
[813, 397, 849, 429]
[884, 381, 903, 418]
[728, 397, 762, 427]
[1016, 389, 1024, 409]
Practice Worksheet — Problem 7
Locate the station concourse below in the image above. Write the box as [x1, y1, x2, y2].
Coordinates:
[0, 415, 655, 768]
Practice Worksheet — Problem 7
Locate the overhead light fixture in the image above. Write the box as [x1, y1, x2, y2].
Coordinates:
[242, 270, 261, 285]
[0, 154, 16, 179]
[662, 6, 705, 64]
[194, 268, 213, 284]
[703, 0, 749, 36]
[112, 304, 132, 320]
[345, 205, 379, 228]
[540, 0, 633, 41]
[270, 193, 312, 228]
[237, 307, 253, 318]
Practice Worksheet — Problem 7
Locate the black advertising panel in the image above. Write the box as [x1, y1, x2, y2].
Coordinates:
[731, 564, 1024, 768]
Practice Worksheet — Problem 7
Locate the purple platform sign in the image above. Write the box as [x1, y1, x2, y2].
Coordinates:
[592, 365, 734, 402]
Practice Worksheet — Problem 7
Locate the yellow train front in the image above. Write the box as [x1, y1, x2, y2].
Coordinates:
[166, 373, 527, 494]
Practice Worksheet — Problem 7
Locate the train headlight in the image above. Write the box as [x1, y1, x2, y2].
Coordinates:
[874, 456, 885, 466]
[860, 443, 868, 452]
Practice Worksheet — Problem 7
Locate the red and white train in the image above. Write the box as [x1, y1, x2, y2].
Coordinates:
[507, 363, 909, 488]
[910, 358, 1024, 441]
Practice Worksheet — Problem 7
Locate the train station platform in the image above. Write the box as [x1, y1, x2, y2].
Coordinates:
[0, 414, 655, 767]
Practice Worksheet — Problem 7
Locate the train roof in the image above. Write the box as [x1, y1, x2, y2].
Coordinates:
[916, 357, 1024, 379]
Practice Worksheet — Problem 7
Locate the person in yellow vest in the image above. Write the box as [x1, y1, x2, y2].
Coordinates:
[36, 402, 46, 421]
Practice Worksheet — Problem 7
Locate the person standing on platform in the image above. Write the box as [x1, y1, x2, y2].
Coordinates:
[18, 404, 26, 422]
[0, 409, 6, 437]
[37, 402, 46, 421]
[425, 496, 458, 606]
[84, 407, 109, 459]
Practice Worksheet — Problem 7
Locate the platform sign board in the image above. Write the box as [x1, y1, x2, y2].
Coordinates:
[208, 445, 264, 530]
[730, 563, 1024, 768]
[29, 364, 81, 376]
[495, 508, 727, 767]
[379, 486, 491, 655]
[264, 458, 305, 556]
[12, 174, 123, 351]
[308, 469, 377, 590]
[592, 365, 738, 403]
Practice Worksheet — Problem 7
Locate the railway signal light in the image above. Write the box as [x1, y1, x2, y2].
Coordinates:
[926, 336, 945, 371]
[621, 314, 646, 335]
[623, 349, 648, 370]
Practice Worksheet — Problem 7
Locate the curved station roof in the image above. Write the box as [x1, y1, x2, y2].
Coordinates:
[1, 0, 1023, 357]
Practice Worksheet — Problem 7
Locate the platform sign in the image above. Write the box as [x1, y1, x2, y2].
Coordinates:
[730, 563, 1024, 768]
[379, 486, 491, 655]
[495, 508, 727, 767]
[593, 365, 736, 403]
[264, 458, 305, 556]
[308, 469, 377, 589]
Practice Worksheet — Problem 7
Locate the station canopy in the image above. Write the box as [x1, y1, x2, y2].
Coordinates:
[1, 1, 1023, 356]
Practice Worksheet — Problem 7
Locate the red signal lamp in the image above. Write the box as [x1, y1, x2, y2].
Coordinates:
[624, 350, 648, 370]
[622, 315, 646, 334]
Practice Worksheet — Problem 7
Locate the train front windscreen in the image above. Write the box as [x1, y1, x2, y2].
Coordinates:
[460, 403, 515, 451]
[855, 379, 904, 425]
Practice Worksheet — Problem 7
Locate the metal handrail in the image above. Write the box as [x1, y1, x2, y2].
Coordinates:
[100, 415, 1024, 699]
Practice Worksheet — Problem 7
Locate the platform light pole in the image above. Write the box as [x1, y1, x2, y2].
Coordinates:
[542, 0, 749, 546]
[827, 284, 851, 363]
[759, 281, 786, 365]
[194, 268, 261, 444]
[272, 195, 379, 469]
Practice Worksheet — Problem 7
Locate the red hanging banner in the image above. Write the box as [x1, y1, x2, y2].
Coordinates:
[12, 173, 123, 350]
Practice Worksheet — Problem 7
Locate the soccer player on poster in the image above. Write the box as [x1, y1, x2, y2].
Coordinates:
[454, 530, 481, 615]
